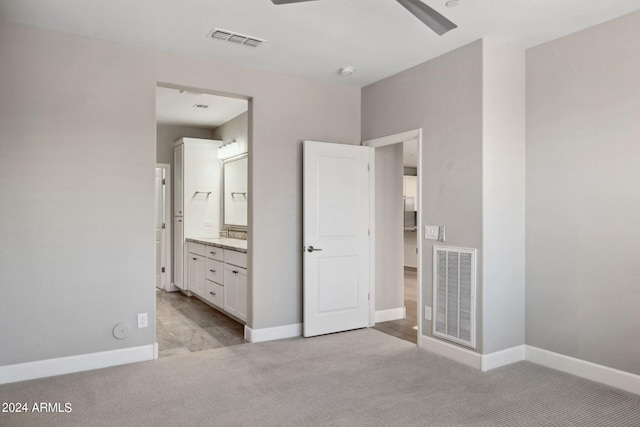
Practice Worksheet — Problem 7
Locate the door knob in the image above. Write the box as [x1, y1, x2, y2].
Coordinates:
[307, 246, 323, 253]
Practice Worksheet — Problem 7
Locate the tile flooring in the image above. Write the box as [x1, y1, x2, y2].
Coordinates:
[372, 268, 418, 344]
[156, 289, 247, 358]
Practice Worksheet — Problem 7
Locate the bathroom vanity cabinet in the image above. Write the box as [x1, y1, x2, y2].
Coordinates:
[186, 238, 248, 324]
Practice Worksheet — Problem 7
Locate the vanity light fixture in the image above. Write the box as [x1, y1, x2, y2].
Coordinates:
[218, 139, 239, 159]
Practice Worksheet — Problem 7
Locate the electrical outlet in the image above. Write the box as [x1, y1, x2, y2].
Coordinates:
[424, 306, 432, 321]
[137, 313, 148, 328]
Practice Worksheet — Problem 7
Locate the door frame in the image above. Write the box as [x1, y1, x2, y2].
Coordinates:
[362, 129, 423, 345]
[156, 163, 173, 292]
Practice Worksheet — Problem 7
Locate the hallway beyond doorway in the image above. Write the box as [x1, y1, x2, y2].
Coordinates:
[372, 268, 418, 344]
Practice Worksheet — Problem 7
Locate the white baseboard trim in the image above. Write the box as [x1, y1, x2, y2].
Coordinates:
[244, 323, 302, 343]
[0, 344, 155, 385]
[481, 345, 526, 372]
[375, 307, 406, 323]
[420, 334, 481, 370]
[421, 339, 640, 394]
[526, 345, 640, 395]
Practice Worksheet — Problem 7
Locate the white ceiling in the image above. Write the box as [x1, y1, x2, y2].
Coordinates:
[156, 86, 248, 128]
[1, 0, 639, 88]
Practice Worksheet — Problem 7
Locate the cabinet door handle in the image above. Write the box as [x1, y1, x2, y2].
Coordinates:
[210, 251, 216, 255]
[232, 270, 238, 274]
[209, 291, 216, 296]
[192, 258, 197, 261]
[210, 269, 216, 273]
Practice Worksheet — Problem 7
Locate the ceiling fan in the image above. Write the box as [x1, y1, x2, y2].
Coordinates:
[270, 0, 457, 36]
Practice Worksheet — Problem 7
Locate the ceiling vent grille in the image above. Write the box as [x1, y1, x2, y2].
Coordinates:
[208, 28, 265, 48]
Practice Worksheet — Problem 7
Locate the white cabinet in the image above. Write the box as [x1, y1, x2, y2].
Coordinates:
[173, 138, 222, 290]
[222, 248, 248, 322]
[205, 258, 224, 284]
[223, 263, 248, 323]
[185, 240, 248, 324]
[174, 143, 184, 216]
[174, 217, 185, 290]
[205, 247, 224, 310]
[180, 138, 222, 238]
[187, 243, 206, 297]
[205, 281, 224, 309]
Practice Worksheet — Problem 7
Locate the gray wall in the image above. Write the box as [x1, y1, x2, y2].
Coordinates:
[526, 11, 640, 374]
[0, 21, 360, 367]
[374, 143, 404, 312]
[211, 112, 248, 155]
[481, 40, 526, 354]
[0, 23, 156, 364]
[156, 124, 213, 165]
[154, 55, 360, 330]
[362, 41, 485, 352]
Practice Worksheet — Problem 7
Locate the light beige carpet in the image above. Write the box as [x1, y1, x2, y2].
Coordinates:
[1, 329, 639, 426]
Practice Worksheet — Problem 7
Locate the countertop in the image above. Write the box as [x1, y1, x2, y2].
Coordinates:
[186, 237, 247, 253]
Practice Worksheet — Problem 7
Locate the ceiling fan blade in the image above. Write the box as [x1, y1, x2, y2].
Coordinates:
[395, 0, 457, 35]
[271, 0, 319, 4]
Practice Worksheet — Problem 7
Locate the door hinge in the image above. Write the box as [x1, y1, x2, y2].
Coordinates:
[367, 163, 370, 171]
[162, 179, 166, 185]
[368, 293, 370, 301]
[162, 223, 166, 229]
[161, 267, 165, 273]
[368, 228, 370, 236]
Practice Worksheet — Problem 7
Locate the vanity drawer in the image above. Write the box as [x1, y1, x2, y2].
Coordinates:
[224, 249, 247, 268]
[206, 246, 223, 261]
[188, 242, 206, 256]
[205, 280, 224, 309]
[205, 258, 224, 283]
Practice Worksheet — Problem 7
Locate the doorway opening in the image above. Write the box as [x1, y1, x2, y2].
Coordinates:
[364, 130, 423, 345]
[154, 84, 250, 358]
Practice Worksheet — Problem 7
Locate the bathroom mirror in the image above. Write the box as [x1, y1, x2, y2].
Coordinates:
[222, 154, 248, 229]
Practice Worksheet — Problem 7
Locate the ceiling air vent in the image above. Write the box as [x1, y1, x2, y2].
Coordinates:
[208, 28, 265, 48]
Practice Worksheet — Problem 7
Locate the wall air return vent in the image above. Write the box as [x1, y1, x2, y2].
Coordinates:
[432, 246, 477, 348]
[208, 28, 266, 48]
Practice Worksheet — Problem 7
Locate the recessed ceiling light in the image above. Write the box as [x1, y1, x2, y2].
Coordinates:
[445, 0, 459, 7]
[339, 66, 355, 76]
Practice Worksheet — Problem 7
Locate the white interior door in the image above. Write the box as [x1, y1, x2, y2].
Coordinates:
[155, 167, 166, 289]
[303, 140, 371, 337]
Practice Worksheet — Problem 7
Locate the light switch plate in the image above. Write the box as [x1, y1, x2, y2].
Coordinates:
[425, 226, 439, 240]
[424, 306, 432, 321]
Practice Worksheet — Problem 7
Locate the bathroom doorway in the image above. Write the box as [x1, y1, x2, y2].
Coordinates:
[154, 84, 249, 357]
